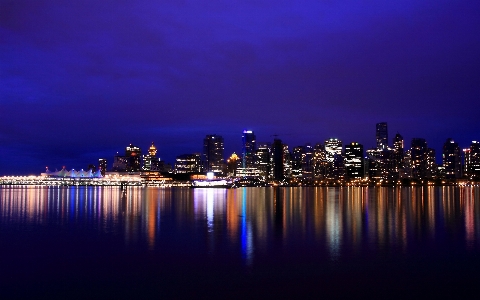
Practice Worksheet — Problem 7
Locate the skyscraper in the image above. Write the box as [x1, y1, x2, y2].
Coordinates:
[291, 146, 304, 178]
[125, 144, 141, 172]
[393, 133, 404, 176]
[142, 142, 162, 171]
[242, 130, 256, 169]
[98, 158, 107, 176]
[203, 134, 224, 174]
[272, 139, 284, 181]
[442, 138, 461, 179]
[464, 141, 480, 180]
[411, 138, 427, 180]
[344, 142, 364, 179]
[254, 142, 271, 180]
[376, 122, 388, 150]
[324, 138, 342, 162]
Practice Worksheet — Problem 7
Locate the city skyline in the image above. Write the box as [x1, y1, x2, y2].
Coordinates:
[1, 123, 479, 176]
[2, 1, 480, 175]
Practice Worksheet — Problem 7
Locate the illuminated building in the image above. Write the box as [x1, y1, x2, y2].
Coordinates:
[366, 149, 381, 181]
[313, 143, 328, 179]
[142, 142, 163, 171]
[125, 144, 141, 172]
[427, 148, 438, 179]
[226, 153, 240, 176]
[283, 144, 292, 179]
[291, 146, 304, 178]
[98, 159, 107, 176]
[442, 138, 461, 179]
[464, 141, 480, 180]
[203, 135, 224, 174]
[393, 133, 404, 178]
[302, 144, 314, 180]
[112, 152, 127, 172]
[254, 143, 271, 180]
[324, 138, 342, 162]
[175, 153, 202, 174]
[401, 149, 413, 179]
[272, 139, 284, 181]
[344, 142, 364, 179]
[332, 153, 346, 180]
[242, 130, 256, 169]
[376, 122, 388, 150]
[411, 138, 428, 180]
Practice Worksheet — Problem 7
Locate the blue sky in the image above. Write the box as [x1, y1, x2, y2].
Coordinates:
[1, 0, 479, 174]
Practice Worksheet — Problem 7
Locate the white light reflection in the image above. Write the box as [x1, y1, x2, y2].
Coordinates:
[326, 188, 341, 261]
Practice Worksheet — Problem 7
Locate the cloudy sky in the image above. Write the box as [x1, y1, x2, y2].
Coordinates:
[1, 0, 479, 174]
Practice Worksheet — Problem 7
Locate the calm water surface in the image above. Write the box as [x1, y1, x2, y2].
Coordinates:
[1, 186, 480, 298]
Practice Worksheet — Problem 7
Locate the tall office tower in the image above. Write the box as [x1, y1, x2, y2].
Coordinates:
[442, 138, 461, 179]
[125, 144, 142, 172]
[203, 134, 224, 173]
[332, 153, 346, 180]
[464, 141, 480, 180]
[254, 142, 271, 180]
[313, 143, 328, 179]
[143, 142, 162, 171]
[402, 149, 413, 179]
[272, 139, 284, 181]
[98, 159, 107, 176]
[366, 149, 381, 180]
[291, 146, 304, 178]
[324, 138, 342, 162]
[112, 152, 127, 172]
[283, 144, 292, 179]
[344, 142, 364, 179]
[242, 130, 256, 169]
[411, 138, 428, 180]
[393, 133, 404, 175]
[175, 153, 203, 173]
[427, 148, 437, 179]
[302, 144, 314, 180]
[376, 122, 388, 150]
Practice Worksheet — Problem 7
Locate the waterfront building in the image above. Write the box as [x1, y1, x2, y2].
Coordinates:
[332, 153, 346, 181]
[313, 143, 328, 179]
[401, 149, 413, 179]
[427, 148, 438, 179]
[376, 122, 388, 150]
[254, 143, 271, 180]
[203, 135, 224, 174]
[291, 146, 304, 178]
[125, 144, 142, 172]
[464, 141, 480, 180]
[242, 130, 256, 169]
[98, 159, 107, 176]
[344, 142, 364, 179]
[142, 142, 162, 171]
[325, 138, 342, 162]
[283, 144, 292, 179]
[442, 138, 461, 179]
[272, 139, 284, 181]
[226, 153, 240, 177]
[392, 133, 404, 179]
[112, 152, 127, 172]
[302, 144, 314, 180]
[175, 154, 202, 174]
[411, 138, 428, 180]
[366, 149, 381, 181]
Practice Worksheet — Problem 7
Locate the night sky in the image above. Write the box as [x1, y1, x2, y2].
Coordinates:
[1, 0, 479, 175]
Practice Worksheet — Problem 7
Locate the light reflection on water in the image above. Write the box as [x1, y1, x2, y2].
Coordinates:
[1, 186, 480, 263]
